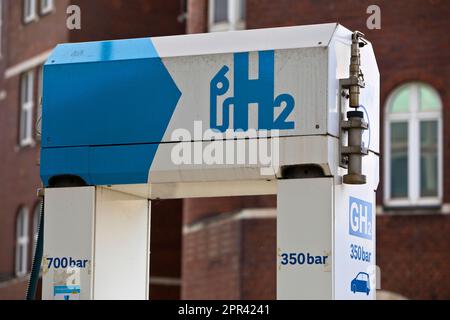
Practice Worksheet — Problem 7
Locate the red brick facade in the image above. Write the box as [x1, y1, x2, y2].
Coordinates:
[0, 0, 184, 299]
[377, 214, 450, 299]
[182, 0, 450, 300]
[70, 0, 185, 42]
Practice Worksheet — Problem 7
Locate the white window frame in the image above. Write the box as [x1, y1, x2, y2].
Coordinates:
[16, 207, 30, 277]
[23, 0, 37, 24]
[209, 0, 246, 32]
[384, 83, 443, 207]
[20, 70, 35, 147]
[40, 0, 54, 15]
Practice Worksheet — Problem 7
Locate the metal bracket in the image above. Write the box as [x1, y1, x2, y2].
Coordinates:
[341, 146, 369, 155]
[340, 77, 365, 90]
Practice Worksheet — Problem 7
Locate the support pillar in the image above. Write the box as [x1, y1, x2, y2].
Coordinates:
[277, 178, 376, 299]
[42, 187, 151, 300]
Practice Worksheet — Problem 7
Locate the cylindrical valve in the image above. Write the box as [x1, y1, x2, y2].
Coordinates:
[343, 110, 368, 184]
[349, 32, 363, 109]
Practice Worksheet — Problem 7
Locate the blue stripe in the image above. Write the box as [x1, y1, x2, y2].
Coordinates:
[46, 38, 159, 65]
[40, 38, 180, 186]
[54, 285, 80, 295]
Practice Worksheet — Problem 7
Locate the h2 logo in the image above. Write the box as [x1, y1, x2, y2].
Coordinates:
[210, 50, 295, 132]
[349, 197, 373, 240]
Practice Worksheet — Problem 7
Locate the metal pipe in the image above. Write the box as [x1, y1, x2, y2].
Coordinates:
[342, 31, 368, 184]
[349, 32, 361, 109]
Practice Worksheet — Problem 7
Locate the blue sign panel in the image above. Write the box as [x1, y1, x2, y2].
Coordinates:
[349, 196, 373, 240]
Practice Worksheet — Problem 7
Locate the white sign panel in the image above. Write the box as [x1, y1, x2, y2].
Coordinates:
[334, 184, 376, 300]
[277, 178, 333, 299]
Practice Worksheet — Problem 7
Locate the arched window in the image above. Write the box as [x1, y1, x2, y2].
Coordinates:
[16, 207, 29, 277]
[384, 83, 442, 206]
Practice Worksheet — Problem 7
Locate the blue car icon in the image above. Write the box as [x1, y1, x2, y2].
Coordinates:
[351, 272, 370, 295]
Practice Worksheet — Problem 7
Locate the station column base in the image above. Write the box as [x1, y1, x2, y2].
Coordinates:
[42, 186, 151, 300]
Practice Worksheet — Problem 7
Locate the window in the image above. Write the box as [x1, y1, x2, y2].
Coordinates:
[384, 83, 442, 206]
[16, 207, 29, 277]
[23, 0, 37, 23]
[20, 70, 35, 147]
[32, 201, 42, 257]
[209, 0, 246, 32]
[36, 66, 43, 140]
[40, 0, 54, 15]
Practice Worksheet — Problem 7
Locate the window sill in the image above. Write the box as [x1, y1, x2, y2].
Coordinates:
[40, 8, 54, 16]
[17, 140, 36, 150]
[209, 21, 246, 32]
[14, 272, 28, 279]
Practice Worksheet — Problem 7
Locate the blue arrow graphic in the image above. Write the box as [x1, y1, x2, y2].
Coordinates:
[40, 38, 181, 186]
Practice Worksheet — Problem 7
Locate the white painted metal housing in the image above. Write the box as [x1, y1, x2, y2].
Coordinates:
[104, 23, 379, 199]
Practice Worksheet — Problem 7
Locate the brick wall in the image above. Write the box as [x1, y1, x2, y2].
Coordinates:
[0, 278, 28, 300]
[0, 0, 69, 287]
[150, 199, 183, 300]
[182, 196, 276, 299]
[1, 0, 448, 301]
[377, 214, 450, 299]
[240, 218, 276, 299]
[184, 196, 276, 224]
[182, 215, 242, 299]
[182, 205, 276, 300]
[70, 0, 185, 42]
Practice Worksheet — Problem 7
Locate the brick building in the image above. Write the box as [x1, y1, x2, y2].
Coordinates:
[0, 0, 185, 299]
[182, 0, 450, 300]
[0, 0, 449, 300]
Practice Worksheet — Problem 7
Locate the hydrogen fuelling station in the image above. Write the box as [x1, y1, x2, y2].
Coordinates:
[36, 23, 379, 300]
